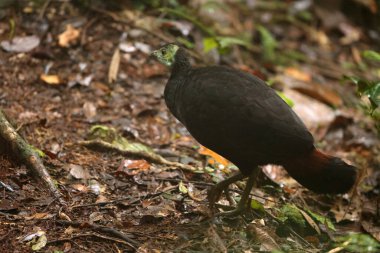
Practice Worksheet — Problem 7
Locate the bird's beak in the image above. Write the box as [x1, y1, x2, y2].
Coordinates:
[150, 50, 158, 58]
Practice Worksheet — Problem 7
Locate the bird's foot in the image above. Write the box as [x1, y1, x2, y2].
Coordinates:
[212, 168, 258, 217]
[208, 185, 223, 209]
[207, 173, 246, 213]
[214, 201, 248, 217]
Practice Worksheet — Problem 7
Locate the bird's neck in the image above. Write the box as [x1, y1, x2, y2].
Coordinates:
[164, 48, 191, 121]
[171, 48, 191, 76]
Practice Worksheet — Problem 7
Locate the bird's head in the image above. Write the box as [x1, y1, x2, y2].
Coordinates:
[151, 43, 180, 67]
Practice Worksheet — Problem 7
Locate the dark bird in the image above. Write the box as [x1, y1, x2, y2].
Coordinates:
[152, 43, 357, 215]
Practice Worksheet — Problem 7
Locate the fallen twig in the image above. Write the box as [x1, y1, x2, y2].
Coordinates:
[47, 232, 135, 250]
[71, 185, 177, 209]
[79, 139, 198, 172]
[56, 219, 139, 248]
[0, 109, 64, 204]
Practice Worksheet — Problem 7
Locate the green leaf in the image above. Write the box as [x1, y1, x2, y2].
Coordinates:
[344, 76, 380, 113]
[159, 7, 215, 36]
[250, 199, 265, 214]
[306, 209, 335, 231]
[178, 181, 188, 194]
[363, 50, 380, 62]
[334, 233, 380, 253]
[276, 91, 295, 107]
[29, 145, 45, 158]
[216, 36, 250, 49]
[87, 125, 162, 159]
[277, 204, 306, 228]
[203, 37, 218, 53]
[366, 82, 380, 111]
[257, 25, 277, 62]
[176, 37, 194, 49]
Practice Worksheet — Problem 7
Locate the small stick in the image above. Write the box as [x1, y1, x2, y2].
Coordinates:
[0, 109, 64, 204]
[56, 220, 139, 247]
[47, 232, 135, 250]
[79, 139, 198, 172]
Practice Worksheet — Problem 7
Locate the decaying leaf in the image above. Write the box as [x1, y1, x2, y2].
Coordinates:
[108, 47, 120, 83]
[299, 209, 321, 235]
[69, 164, 91, 180]
[24, 212, 54, 220]
[22, 230, 47, 251]
[82, 125, 197, 172]
[40, 74, 61, 85]
[58, 24, 80, 47]
[1, 35, 40, 52]
[70, 183, 88, 192]
[83, 102, 97, 121]
[206, 225, 227, 253]
[247, 223, 280, 251]
[361, 220, 380, 242]
[284, 67, 312, 82]
[187, 183, 206, 201]
[122, 159, 151, 175]
[89, 179, 104, 195]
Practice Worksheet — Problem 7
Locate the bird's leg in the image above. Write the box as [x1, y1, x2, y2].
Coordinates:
[215, 167, 259, 216]
[208, 172, 246, 209]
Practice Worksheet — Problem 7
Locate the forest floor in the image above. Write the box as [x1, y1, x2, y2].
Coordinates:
[0, 1, 379, 252]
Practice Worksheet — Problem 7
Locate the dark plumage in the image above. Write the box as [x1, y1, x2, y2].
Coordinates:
[152, 44, 357, 214]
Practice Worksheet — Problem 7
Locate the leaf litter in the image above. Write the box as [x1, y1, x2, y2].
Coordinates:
[0, 1, 379, 252]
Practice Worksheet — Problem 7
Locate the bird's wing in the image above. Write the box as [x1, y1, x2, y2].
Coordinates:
[178, 66, 314, 163]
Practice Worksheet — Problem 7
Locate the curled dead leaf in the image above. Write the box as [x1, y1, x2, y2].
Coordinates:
[246, 223, 280, 251]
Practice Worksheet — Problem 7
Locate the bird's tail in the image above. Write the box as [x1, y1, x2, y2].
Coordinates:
[283, 149, 357, 193]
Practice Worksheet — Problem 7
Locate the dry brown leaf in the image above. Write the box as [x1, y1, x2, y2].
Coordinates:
[187, 183, 207, 202]
[339, 23, 361, 45]
[63, 242, 72, 252]
[96, 195, 108, 203]
[89, 212, 104, 223]
[206, 225, 227, 253]
[63, 226, 75, 235]
[70, 184, 88, 192]
[1, 35, 40, 52]
[108, 47, 120, 84]
[25, 212, 53, 220]
[141, 199, 153, 208]
[299, 209, 321, 235]
[83, 102, 97, 121]
[331, 204, 360, 222]
[69, 164, 91, 180]
[124, 159, 151, 171]
[59, 212, 72, 221]
[247, 224, 280, 251]
[40, 74, 61, 85]
[284, 67, 311, 82]
[361, 220, 380, 242]
[58, 24, 80, 47]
